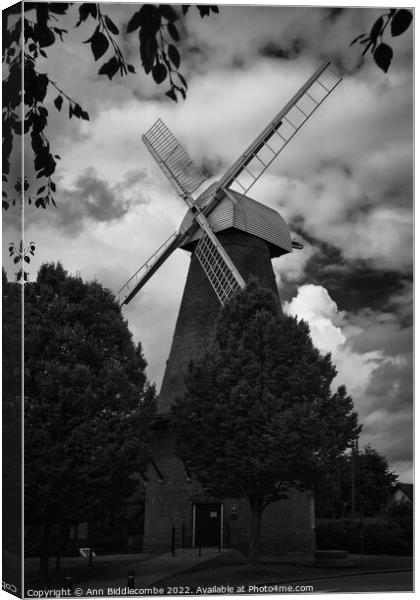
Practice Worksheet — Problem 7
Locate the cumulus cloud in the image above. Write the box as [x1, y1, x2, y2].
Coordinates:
[284, 284, 412, 479]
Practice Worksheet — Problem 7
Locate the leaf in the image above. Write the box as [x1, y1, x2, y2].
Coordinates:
[152, 63, 167, 84]
[14, 256, 20, 264]
[178, 72, 188, 89]
[37, 186, 46, 194]
[24, 256, 30, 263]
[49, 3, 70, 15]
[350, 33, 368, 46]
[81, 111, 90, 121]
[390, 9, 413, 37]
[140, 34, 158, 74]
[373, 43, 393, 73]
[105, 15, 119, 35]
[35, 25, 56, 48]
[54, 95, 63, 111]
[182, 5, 190, 15]
[50, 181, 56, 192]
[168, 44, 180, 69]
[91, 30, 109, 61]
[168, 22, 179, 42]
[73, 104, 83, 118]
[165, 89, 178, 102]
[98, 56, 120, 80]
[159, 5, 178, 22]
[126, 10, 141, 33]
[76, 3, 97, 26]
[370, 17, 384, 43]
[127, 64, 135, 74]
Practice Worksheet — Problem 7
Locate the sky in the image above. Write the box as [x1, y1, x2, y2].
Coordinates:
[3, 2, 413, 481]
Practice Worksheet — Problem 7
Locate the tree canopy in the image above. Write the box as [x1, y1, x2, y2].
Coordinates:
[23, 263, 156, 575]
[2, 269, 22, 564]
[171, 280, 360, 563]
[315, 444, 398, 519]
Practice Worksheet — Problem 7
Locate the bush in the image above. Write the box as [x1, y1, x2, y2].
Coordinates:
[315, 517, 412, 555]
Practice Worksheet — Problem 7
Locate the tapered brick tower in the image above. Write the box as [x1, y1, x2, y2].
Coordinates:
[116, 62, 341, 555]
[141, 193, 314, 554]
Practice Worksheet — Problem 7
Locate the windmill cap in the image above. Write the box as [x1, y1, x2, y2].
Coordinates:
[179, 185, 292, 258]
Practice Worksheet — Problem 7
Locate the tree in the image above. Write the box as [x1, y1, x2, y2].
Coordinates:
[23, 263, 156, 579]
[171, 280, 360, 565]
[2, 269, 22, 585]
[315, 445, 398, 519]
[2, 3, 219, 211]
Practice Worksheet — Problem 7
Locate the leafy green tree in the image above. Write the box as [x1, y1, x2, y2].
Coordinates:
[24, 263, 156, 579]
[171, 280, 360, 565]
[315, 445, 398, 518]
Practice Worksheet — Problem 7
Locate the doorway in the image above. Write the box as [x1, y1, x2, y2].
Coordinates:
[194, 503, 222, 547]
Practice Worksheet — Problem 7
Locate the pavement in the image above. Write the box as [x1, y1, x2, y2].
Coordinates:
[72, 548, 232, 590]
[24, 548, 413, 595]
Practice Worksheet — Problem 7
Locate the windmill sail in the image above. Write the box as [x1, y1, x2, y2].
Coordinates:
[116, 231, 182, 306]
[142, 120, 245, 306]
[216, 61, 342, 196]
[142, 119, 207, 197]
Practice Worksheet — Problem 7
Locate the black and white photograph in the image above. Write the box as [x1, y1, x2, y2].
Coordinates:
[2, 1, 414, 597]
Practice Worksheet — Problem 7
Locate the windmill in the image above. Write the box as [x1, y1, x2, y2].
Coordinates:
[119, 62, 342, 554]
[116, 61, 341, 309]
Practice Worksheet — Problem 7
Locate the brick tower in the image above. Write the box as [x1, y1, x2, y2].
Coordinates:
[115, 62, 341, 556]
[141, 193, 315, 555]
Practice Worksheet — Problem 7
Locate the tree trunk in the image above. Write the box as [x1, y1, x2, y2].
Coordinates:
[38, 521, 52, 582]
[248, 498, 263, 566]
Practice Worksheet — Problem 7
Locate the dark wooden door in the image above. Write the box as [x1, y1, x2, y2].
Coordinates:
[195, 503, 221, 547]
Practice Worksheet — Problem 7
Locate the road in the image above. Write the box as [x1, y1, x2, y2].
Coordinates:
[313, 571, 413, 593]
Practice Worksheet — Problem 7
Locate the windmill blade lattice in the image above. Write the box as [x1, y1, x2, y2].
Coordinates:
[218, 62, 342, 196]
[142, 119, 207, 197]
[195, 231, 244, 306]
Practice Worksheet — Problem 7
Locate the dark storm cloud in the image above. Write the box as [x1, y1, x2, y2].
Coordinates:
[282, 228, 411, 314]
[362, 408, 413, 464]
[365, 358, 412, 414]
[259, 40, 303, 60]
[25, 168, 149, 235]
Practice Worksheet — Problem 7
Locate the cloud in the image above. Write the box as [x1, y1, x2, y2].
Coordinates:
[24, 168, 150, 235]
[283, 284, 412, 480]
